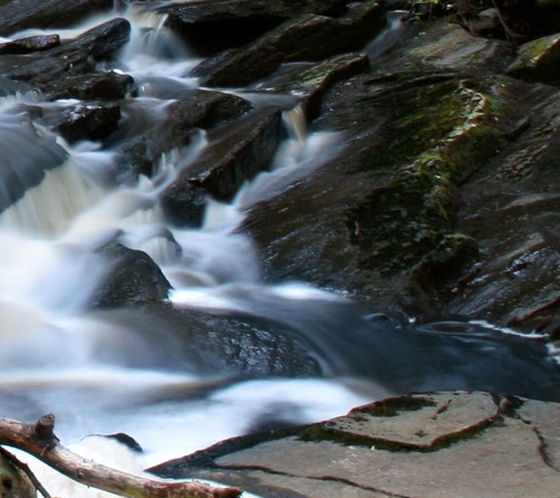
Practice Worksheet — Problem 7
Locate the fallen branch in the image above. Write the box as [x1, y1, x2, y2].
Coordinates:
[0, 413, 242, 498]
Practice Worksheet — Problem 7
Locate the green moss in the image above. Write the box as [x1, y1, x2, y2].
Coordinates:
[353, 394, 437, 417]
[296, 395, 499, 453]
[348, 78, 504, 275]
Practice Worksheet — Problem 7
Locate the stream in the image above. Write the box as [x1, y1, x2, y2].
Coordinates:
[0, 3, 560, 485]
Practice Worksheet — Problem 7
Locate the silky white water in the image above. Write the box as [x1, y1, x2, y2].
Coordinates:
[0, 5, 383, 480]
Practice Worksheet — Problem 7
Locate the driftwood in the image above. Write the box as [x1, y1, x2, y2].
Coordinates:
[0, 413, 242, 498]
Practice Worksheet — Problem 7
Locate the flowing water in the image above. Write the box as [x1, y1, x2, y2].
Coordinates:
[0, 5, 559, 492]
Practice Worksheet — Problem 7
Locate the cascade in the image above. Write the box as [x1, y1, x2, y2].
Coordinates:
[0, 4, 559, 489]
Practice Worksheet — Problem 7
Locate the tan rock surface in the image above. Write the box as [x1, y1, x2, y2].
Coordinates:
[159, 391, 560, 498]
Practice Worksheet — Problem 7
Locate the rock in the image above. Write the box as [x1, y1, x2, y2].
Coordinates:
[171, 308, 323, 377]
[0, 0, 114, 36]
[92, 304, 323, 377]
[116, 89, 253, 183]
[0, 34, 60, 55]
[2, 18, 132, 99]
[192, 0, 386, 87]
[446, 77, 560, 331]
[260, 51, 371, 119]
[160, 0, 349, 54]
[0, 76, 35, 98]
[54, 103, 121, 143]
[243, 72, 508, 317]
[241, 13, 560, 325]
[44, 70, 134, 101]
[506, 32, 560, 83]
[161, 108, 283, 226]
[149, 391, 560, 498]
[383, 17, 514, 74]
[90, 242, 172, 308]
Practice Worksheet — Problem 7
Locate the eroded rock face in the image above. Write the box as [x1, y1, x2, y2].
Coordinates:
[2, 17, 132, 101]
[242, 15, 560, 331]
[0, 0, 114, 36]
[192, 0, 385, 87]
[160, 0, 349, 54]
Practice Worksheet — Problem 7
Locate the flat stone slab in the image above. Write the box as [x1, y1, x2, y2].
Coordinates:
[325, 391, 499, 449]
[152, 391, 560, 498]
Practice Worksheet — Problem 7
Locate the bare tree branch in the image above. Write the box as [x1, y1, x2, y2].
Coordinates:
[0, 414, 242, 498]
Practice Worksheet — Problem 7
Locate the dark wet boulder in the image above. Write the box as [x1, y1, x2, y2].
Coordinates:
[91, 243, 172, 308]
[44, 70, 134, 101]
[506, 33, 560, 84]
[161, 109, 283, 227]
[159, 0, 349, 54]
[172, 309, 323, 377]
[92, 303, 323, 377]
[260, 51, 371, 120]
[0, 0, 114, 36]
[2, 18, 131, 98]
[237, 12, 560, 331]
[53, 103, 121, 143]
[116, 89, 253, 183]
[192, 0, 386, 87]
[0, 34, 60, 55]
[243, 73, 506, 318]
[446, 79, 560, 332]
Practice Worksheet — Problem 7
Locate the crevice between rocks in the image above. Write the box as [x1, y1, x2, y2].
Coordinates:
[210, 464, 414, 498]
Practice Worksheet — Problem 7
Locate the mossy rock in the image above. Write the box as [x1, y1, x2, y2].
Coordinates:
[506, 33, 560, 83]
[347, 78, 504, 278]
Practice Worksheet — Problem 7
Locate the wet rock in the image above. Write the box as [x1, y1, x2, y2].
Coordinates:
[172, 309, 323, 377]
[93, 305, 323, 377]
[91, 242, 172, 308]
[54, 103, 121, 143]
[260, 51, 371, 120]
[44, 71, 134, 101]
[0, 77, 35, 98]
[381, 16, 514, 75]
[2, 18, 131, 98]
[445, 78, 560, 331]
[506, 32, 560, 83]
[161, 108, 283, 227]
[192, 0, 385, 87]
[116, 89, 253, 183]
[159, 0, 349, 54]
[241, 13, 560, 324]
[0, 0, 114, 36]
[0, 34, 60, 55]
[149, 391, 560, 498]
[244, 73, 507, 317]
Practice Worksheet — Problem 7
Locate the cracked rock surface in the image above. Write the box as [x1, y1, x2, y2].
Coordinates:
[151, 391, 560, 497]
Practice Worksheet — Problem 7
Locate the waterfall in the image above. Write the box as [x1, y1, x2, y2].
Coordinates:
[0, 5, 376, 468]
[0, 3, 559, 484]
